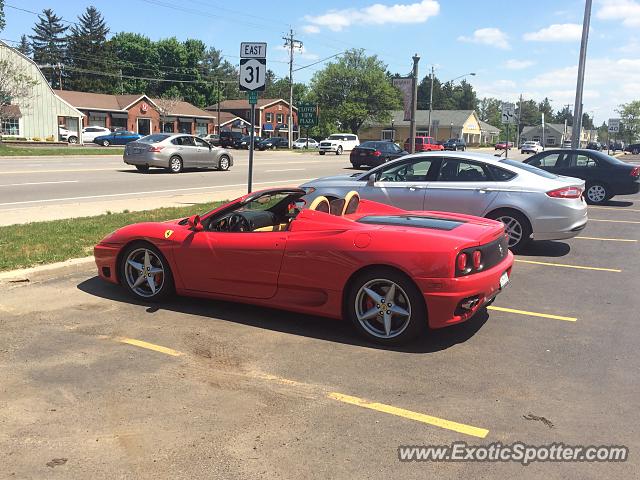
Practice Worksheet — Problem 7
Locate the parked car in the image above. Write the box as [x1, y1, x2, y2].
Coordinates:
[219, 131, 244, 148]
[123, 133, 233, 173]
[350, 141, 408, 168]
[301, 152, 588, 251]
[586, 141, 603, 151]
[93, 131, 143, 146]
[404, 136, 443, 152]
[520, 141, 543, 154]
[257, 137, 289, 150]
[494, 141, 514, 150]
[624, 143, 640, 155]
[234, 135, 263, 149]
[609, 141, 625, 152]
[94, 187, 513, 345]
[319, 133, 359, 155]
[562, 140, 573, 149]
[524, 149, 640, 204]
[443, 138, 466, 151]
[200, 133, 220, 146]
[59, 126, 112, 144]
[292, 138, 319, 149]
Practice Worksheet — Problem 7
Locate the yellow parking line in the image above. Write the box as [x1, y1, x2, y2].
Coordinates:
[117, 337, 183, 356]
[515, 259, 621, 272]
[589, 206, 640, 213]
[328, 392, 489, 438]
[575, 236, 637, 242]
[487, 306, 577, 322]
[589, 219, 640, 224]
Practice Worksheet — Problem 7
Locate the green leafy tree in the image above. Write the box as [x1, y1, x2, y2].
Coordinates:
[108, 32, 160, 94]
[617, 100, 640, 143]
[538, 97, 553, 119]
[554, 105, 573, 126]
[581, 112, 594, 130]
[17, 35, 32, 57]
[66, 6, 114, 92]
[516, 99, 540, 127]
[30, 9, 68, 88]
[309, 49, 402, 134]
[596, 121, 609, 143]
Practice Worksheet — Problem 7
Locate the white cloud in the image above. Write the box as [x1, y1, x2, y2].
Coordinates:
[457, 28, 510, 50]
[504, 59, 535, 70]
[523, 23, 583, 42]
[303, 0, 440, 32]
[597, 0, 640, 27]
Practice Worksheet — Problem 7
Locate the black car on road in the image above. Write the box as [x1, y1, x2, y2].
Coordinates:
[624, 143, 640, 155]
[219, 131, 244, 148]
[350, 141, 408, 168]
[257, 137, 289, 150]
[586, 141, 603, 151]
[524, 149, 640, 204]
[443, 138, 466, 151]
[234, 135, 263, 149]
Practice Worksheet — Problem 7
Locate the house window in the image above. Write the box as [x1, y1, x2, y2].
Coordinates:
[532, 136, 541, 142]
[265, 112, 273, 123]
[276, 113, 284, 124]
[546, 136, 555, 145]
[1, 117, 20, 135]
[88, 114, 107, 127]
[382, 129, 394, 141]
[196, 122, 208, 136]
[416, 130, 427, 137]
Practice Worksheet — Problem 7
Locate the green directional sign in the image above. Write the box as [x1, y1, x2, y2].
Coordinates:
[298, 102, 318, 128]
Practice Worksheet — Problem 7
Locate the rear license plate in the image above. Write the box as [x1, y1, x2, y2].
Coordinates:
[360, 152, 367, 156]
[499, 272, 509, 289]
[133, 148, 142, 154]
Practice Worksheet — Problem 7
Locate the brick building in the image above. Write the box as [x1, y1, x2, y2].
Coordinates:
[206, 98, 298, 138]
[55, 91, 216, 136]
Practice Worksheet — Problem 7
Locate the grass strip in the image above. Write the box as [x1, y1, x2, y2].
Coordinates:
[0, 201, 224, 271]
[0, 145, 123, 156]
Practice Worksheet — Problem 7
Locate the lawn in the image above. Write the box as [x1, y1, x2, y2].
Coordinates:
[0, 144, 124, 156]
[0, 201, 224, 272]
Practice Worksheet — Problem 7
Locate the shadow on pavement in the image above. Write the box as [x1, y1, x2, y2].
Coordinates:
[117, 168, 229, 175]
[599, 199, 635, 207]
[517, 240, 570, 257]
[77, 276, 489, 354]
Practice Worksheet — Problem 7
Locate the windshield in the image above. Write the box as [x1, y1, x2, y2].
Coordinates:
[501, 159, 558, 178]
[327, 135, 344, 140]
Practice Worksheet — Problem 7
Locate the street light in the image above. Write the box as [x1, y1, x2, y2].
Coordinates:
[428, 71, 476, 137]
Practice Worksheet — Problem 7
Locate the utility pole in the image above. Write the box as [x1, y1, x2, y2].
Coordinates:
[572, 0, 592, 149]
[542, 113, 546, 151]
[283, 28, 303, 148]
[119, 69, 124, 95]
[409, 54, 420, 154]
[427, 65, 434, 137]
[56, 63, 63, 90]
[516, 94, 523, 148]
[216, 79, 221, 135]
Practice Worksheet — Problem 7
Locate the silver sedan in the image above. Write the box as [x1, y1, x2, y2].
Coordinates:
[300, 152, 588, 251]
[124, 133, 234, 173]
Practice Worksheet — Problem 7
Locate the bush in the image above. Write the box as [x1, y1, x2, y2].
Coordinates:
[32, 137, 41, 142]
[45, 135, 55, 142]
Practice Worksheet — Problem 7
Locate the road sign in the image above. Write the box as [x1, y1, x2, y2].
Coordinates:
[608, 118, 621, 133]
[501, 102, 516, 124]
[239, 58, 266, 92]
[298, 102, 318, 128]
[240, 42, 267, 58]
[248, 91, 258, 105]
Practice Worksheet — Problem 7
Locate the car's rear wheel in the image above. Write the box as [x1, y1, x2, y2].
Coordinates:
[487, 209, 531, 252]
[632, 148, 639, 155]
[336, 146, 343, 155]
[135, 165, 149, 172]
[319, 151, 325, 155]
[68, 136, 78, 144]
[169, 156, 183, 173]
[102, 140, 110, 146]
[585, 183, 609, 204]
[119, 242, 174, 301]
[346, 268, 426, 345]
[217, 155, 230, 171]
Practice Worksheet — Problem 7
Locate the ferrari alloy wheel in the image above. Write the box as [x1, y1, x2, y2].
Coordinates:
[218, 155, 230, 171]
[586, 183, 608, 204]
[120, 244, 173, 301]
[347, 269, 426, 345]
[169, 156, 183, 173]
[488, 209, 531, 252]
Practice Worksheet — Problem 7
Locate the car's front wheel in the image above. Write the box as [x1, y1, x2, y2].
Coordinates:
[346, 268, 426, 345]
[319, 151, 325, 155]
[217, 155, 230, 171]
[585, 183, 609, 204]
[169, 156, 183, 173]
[487, 209, 532, 252]
[119, 242, 174, 301]
[68, 136, 78, 144]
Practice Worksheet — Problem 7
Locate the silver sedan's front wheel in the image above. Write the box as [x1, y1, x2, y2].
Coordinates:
[169, 156, 183, 173]
[120, 244, 174, 301]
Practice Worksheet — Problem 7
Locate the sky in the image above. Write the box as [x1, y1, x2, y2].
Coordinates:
[2, 0, 639, 124]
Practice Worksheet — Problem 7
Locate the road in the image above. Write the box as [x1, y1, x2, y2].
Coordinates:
[1, 193, 639, 479]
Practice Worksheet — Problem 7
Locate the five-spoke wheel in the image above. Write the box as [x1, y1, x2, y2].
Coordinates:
[120, 243, 173, 300]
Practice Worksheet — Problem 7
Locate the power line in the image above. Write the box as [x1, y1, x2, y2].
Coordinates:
[293, 52, 345, 72]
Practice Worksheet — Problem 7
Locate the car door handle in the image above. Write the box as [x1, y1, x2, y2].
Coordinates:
[408, 185, 425, 191]
[476, 188, 494, 193]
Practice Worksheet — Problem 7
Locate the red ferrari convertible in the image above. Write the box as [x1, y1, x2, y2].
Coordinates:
[94, 188, 513, 345]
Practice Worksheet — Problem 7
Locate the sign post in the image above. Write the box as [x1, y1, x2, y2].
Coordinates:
[501, 102, 516, 158]
[608, 119, 621, 154]
[297, 102, 318, 150]
[239, 42, 267, 193]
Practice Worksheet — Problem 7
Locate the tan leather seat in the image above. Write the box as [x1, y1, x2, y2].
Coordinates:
[342, 191, 360, 215]
[253, 223, 289, 232]
[309, 196, 331, 213]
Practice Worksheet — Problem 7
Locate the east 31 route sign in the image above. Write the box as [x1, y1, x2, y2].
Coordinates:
[239, 42, 266, 92]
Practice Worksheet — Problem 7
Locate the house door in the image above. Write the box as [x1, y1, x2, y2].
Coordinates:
[137, 118, 151, 135]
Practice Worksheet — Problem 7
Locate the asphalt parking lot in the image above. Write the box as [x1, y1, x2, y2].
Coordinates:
[1, 185, 638, 478]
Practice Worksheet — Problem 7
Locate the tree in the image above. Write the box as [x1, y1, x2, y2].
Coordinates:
[554, 105, 573, 126]
[538, 97, 553, 119]
[617, 100, 640, 143]
[155, 93, 182, 132]
[581, 112, 594, 130]
[309, 49, 401, 134]
[66, 6, 114, 92]
[516, 99, 540, 127]
[0, 0, 5, 33]
[17, 35, 32, 57]
[30, 9, 68, 88]
[0, 59, 38, 135]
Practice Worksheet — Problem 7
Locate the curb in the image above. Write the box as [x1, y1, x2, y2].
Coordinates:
[0, 256, 94, 281]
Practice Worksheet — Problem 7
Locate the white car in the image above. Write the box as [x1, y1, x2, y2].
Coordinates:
[520, 141, 543, 154]
[292, 138, 319, 149]
[319, 133, 359, 155]
[59, 126, 111, 144]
